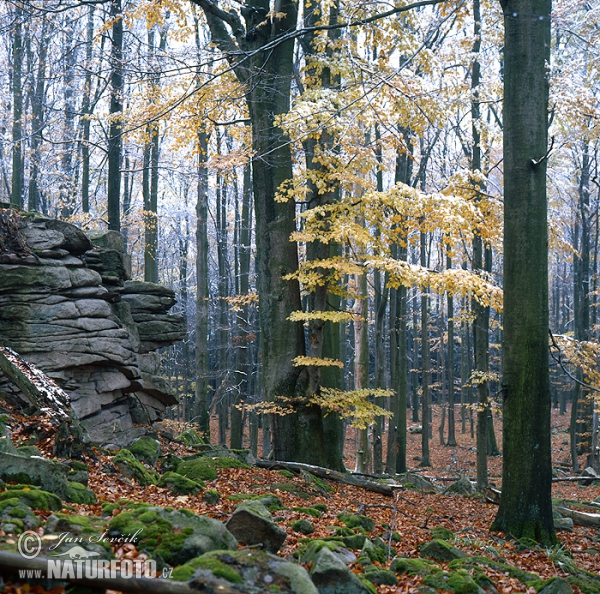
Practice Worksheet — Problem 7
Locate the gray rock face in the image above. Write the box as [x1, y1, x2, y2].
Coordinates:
[226, 500, 287, 553]
[0, 212, 185, 449]
[310, 547, 371, 594]
[539, 578, 573, 594]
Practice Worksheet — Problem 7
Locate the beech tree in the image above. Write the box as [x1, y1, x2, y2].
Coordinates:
[491, 0, 557, 543]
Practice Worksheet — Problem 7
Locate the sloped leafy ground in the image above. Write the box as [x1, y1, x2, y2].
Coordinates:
[1, 405, 600, 594]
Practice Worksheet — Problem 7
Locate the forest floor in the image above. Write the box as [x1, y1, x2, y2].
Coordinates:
[2, 405, 600, 594]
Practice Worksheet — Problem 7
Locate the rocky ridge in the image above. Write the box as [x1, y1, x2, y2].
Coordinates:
[0, 209, 185, 448]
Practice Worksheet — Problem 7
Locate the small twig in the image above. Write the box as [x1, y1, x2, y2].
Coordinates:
[531, 136, 554, 167]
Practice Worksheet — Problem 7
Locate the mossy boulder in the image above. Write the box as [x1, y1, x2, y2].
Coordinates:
[390, 557, 440, 577]
[293, 506, 323, 518]
[66, 481, 97, 505]
[46, 513, 107, 536]
[448, 556, 540, 585]
[159, 472, 204, 495]
[177, 428, 205, 447]
[337, 513, 375, 532]
[357, 538, 388, 564]
[0, 452, 70, 499]
[0, 498, 42, 534]
[538, 577, 573, 594]
[423, 569, 485, 593]
[225, 499, 287, 553]
[113, 449, 159, 486]
[172, 549, 318, 593]
[364, 567, 397, 586]
[0, 485, 62, 511]
[419, 538, 467, 562]
[107, 504, 237, 567]
[129, 437, 161, 466]
[178, 456, 249, 482]
[291, 519, 314, 535]
[431, 526, 455, 541]
[16, 445, 42, 457]
[310, 546, 371, 593]
[445, 477, 474, 495]
[203, 489, 220, 504]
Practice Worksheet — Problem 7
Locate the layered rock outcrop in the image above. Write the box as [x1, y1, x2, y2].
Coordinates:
[0, 210, 185, 448]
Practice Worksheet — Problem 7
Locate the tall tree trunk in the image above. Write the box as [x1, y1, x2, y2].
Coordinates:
[354, 269, 371, 473]
[195, 128, 211, 435]
[447, 252, 457, 446]
[107, 0, 123, 231]
[11, 2, 24, 209]
[492, 0, 556, 544]
[231, 161, 253, 450]
[420, 231, 431, 467]
[28, 16, 48, 212]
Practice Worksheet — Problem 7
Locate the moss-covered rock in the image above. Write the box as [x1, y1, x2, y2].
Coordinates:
[0, 452, 70, 499]
[303, 472, 334, 494]
[172, 549, 318, 593]
[419, 538, 467, 562]
[390, 557, 440, 577]
[113, 449, 159, 486]
[177, 428, 205, 447]
[107, 504, 237, 567]
[269, 482, 313, 499]
[46, 512, 107, 536]
[423, 569, 485, 593]
[16, 445, 42, 457]
[291, 519, 314, 535]
[0, 485, 62, 511]
[160, 453, 182, 474]
[310, 546, 371, 594]
[178, 456, 249, 482]
[225, 499, 286, 553]
[337, 513, 375, 532]
[129, 437, 160, 466]
[0, 498, 42, 534]
[448, 556, 540, 585]
[293, 506, 323, 518]
[278, 469, 295, 479]
[364, 567, 398, 586]
[159, 471, 204, 495]
[431, 526, 455, 541]
[66, 481, 97, 505]
[203, 489, 220, 504]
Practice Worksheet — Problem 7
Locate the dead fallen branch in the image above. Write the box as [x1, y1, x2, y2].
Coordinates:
[255, 459, 400, 496]
[554, 506, 600, 528]
[0, 551, 247, 594]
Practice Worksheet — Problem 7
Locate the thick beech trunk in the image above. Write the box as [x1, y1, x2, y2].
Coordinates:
[491, 0, 556, 544]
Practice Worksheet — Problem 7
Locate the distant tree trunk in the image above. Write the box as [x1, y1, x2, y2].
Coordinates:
[195, 128, 211, 435]
[11, 2, 24, 209]
[60, 12, 77, 219]
[571, 140, 592, 470]
[28, 16, 48, 212]
[80, 4, 96, 214]
[492, 0, 556, 544]
[447, 252, 457, 446]
[354, 269, 371, 473]
[107, 0, 123, 231]
[231, 161, 253, 450]
[472, 0, 490, 490]
[215, 131, 231, 446]
[420, 230, 431, 467]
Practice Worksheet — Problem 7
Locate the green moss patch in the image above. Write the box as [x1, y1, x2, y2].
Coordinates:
[291, 519, 314, 535]
[391, 557, 440, 577]
[178, 456, 249, 482]
[0, 486, 62, 511]
[431, 526, 455, 541]
[423, 569, 483, 593]
[177, 428, 206, 447]
[293, 506, 323, 518]
[107, 504, 236, 567]
[203, 489, 220, 504]
[129, 437, 160, 466]
[159, 471, 204, 495]
[171, 551, 243, 584]
[337, 512, 375, 532]
[113, 449, 159, 486]
[66, 481, 97, 505]
[449, 556, 540, 585]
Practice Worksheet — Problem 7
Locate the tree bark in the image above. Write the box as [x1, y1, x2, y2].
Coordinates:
[107, 0, 123, 231]
[491, 0, 556, 544]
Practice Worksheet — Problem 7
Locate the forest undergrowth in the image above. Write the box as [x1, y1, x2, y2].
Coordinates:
[1, 405, 599, 594]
